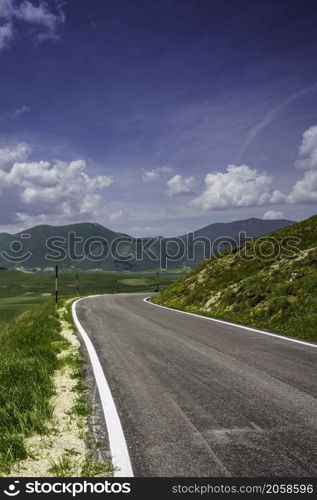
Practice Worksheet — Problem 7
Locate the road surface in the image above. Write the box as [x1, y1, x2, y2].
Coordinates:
[75, 293, 317, 477]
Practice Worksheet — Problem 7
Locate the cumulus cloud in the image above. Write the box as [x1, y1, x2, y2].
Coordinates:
[0, 142, 31, 166]
[0, 0, 65, 50]
[142, 165, 173, 183]
[142, 170, 159, 183]
[0, 144, 114, 222]
[17, 1, 63, 32]
[192, 126, 317, 211]
[282, 125, 317, 203]
[263, 210, 284, 220]
[190, 164, 283, 209]
[0, 159, 113, 209]
[286, 170, 317, 203]
[166, 174, 196, 196]
[295, 125, 317, 170]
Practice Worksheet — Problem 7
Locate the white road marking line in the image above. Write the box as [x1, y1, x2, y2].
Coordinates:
[72, 297, 134, 477]
[144, 298, 317, 350]
[250, 422, 262, 431]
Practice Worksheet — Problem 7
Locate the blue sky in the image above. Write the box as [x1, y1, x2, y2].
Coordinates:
[0, 0, 317, 236]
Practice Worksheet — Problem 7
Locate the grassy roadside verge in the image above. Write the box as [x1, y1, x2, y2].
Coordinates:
[0, 298, 114, 477]
[152, 216, 317, 342]
[0, 300, 65, 473]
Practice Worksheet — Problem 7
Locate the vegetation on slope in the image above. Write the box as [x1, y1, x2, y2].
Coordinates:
[152, 215, 317, 342]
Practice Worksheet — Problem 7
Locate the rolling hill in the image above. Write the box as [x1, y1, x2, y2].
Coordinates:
[0, 217, 294, 272]
[152, 215, 317, 341]
[0, 233, 9, 243]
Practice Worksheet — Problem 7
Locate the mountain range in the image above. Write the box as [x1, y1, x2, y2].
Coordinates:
[0, 218, 294, 272]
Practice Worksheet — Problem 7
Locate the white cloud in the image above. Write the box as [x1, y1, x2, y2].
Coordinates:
[0, 146, 114, 221]
[142, 165, 173, 183]
[166, 174, 196, 196]
[0, 105, 31, 120]
[295, 125, 317, 170]
[282, 125, 317, 203]
[12, 105, 30, 118]
[0, 0, 65, 50]
[190, 164, 282, 210]
[0, 142, 31, 167]
[0, 0, 12, 17]
[109, 210, 123, 222]
[15, 212, 52, 225]
[0, 21, 13, 50]
[17, 1, 64, 32]
[194, 127, 317, 211]
[142, 170, 159, 183]
[286, 170, 317, 203]
[263, 210, 284, 220]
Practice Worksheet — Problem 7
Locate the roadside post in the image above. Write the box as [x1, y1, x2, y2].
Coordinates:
[155, 269, 160, 292]
[55, 262, 58, 311]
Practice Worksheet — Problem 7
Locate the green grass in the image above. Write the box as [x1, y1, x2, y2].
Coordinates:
[59, 299, 92, 420]
[0, 296, 48, 323]
[0, 297, 117, 475]
[80, 456, 115, 477]
[0, 269, 179, 322]
[60, 352, 92, 418]
[153, 215, 317, 342]
[118, 278, 151, 286]
[49, 454, 74, 477]
[49, 453, 115, 477]
[0, 300, 68, 474]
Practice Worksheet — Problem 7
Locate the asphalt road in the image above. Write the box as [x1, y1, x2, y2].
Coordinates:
[76, 293, 317, 477]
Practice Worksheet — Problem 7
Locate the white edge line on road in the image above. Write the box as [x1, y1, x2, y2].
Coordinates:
[72, 296, 134, 477]
[144, 297, 317, 350]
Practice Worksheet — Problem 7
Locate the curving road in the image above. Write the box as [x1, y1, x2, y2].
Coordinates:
[75, 293, 317, 477]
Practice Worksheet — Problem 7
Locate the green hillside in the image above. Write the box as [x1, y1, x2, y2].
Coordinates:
[152, 215, 317, 342]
